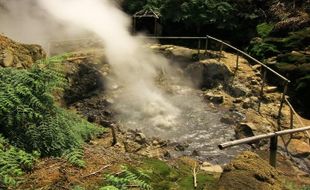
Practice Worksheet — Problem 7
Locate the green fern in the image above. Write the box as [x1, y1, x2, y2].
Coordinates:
[0, 135, 38, 188]
[0, 54, 104, 156]
[0, 54, 105, 187]
[63, 148, 86, 168]
[103, 166, 152, 190]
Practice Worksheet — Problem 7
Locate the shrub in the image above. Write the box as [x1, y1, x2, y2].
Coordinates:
[247, 41, 279, 59]
[0, 54, 103, 156]
[256, 23, 274, 38]
[0, 135, 38, 187]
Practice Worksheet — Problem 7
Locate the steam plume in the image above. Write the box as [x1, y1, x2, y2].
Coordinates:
[37, 0, 180, 127]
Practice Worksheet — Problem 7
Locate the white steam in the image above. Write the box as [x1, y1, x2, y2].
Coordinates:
[0, 0, 89, 46]
[37, 0, 180, 127]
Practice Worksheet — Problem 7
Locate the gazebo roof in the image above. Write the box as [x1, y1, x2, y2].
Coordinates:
[133, 9, 160, 19]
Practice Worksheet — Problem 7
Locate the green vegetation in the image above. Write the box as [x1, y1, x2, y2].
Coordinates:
[137, 158, 216, 190]
[247, 41, 279, 59]
[0, 135, 38, 187]
[0, 55, 104, 188]
[102, 166, 152, 190]
[256, 23, 274, 38]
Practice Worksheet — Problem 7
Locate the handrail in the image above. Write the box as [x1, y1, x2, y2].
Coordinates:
[219, 126, 310, 150]
[141, 35, 291, 83]
[285, 97, 310, 143]
[206, 35, 290, 83]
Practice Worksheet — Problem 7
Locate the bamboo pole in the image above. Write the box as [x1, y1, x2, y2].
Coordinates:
[285, 98, 310, 144]
[197, 39, 201, 60]
[204, 36, 209, 56]
[218, 42, 223, 62]
[218, 126, 310, 150]
[236, 54, 239, 71]
[277, 82, 288, 130]
[258, 69, 267, 113]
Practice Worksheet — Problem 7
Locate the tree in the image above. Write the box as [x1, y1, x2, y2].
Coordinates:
[161, 0, 234, 34]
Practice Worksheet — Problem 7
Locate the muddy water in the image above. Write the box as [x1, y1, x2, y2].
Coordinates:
[114, 84, 249, 164]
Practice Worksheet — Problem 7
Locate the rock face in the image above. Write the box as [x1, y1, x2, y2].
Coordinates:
[185, 59, 233, 88]
[0, 35, 46, 68]
[218, 151, 283, 190]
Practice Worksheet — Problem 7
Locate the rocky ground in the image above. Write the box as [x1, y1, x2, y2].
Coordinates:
[1, 34, 310, 189]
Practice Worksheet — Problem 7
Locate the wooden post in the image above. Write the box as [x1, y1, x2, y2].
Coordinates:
[111, 124, 117, 146]
[197, 39, 201, 60]
[204, 36, 209, 56]
[236, 54, 239, 71]
[290, 106, 294, 129]
[258, 69, 267, 113]
[269, 136, 278, 167]
[218, 42, 223, 62]
[277, 82, 288, 130]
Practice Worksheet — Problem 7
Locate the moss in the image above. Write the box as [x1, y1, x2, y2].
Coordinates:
[218, 151, 283, 190]
[137, 158, 218, 190]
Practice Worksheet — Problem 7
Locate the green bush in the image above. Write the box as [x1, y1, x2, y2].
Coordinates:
[247, 41, 279, 59]
[256, 23, 274, 38]
[0, 54, 103, 156]
[0, 135, 38, 187]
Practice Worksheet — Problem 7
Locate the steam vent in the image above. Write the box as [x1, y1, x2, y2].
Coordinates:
[1, 0, 310, 189]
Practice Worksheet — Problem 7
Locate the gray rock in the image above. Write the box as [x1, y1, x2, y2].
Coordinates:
[220, 116, 235, 125]
[205, 92, 224, 104]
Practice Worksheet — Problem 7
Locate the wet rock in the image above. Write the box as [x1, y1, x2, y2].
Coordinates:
[220, 115, 235, 125]
[204, 92, 224, 104]
[218, 151, 283, 190]
[174, 142, 189, 151]
[191, 150, 200, 156]
[64, 63, 105, 104]
[235, 122, 257, 139]
[287, 139, 310, 157]
[201, 162, 223, 173]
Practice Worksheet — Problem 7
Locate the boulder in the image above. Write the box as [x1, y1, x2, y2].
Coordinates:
[201, 162, 223, 173]
[218, 151, 283, 190]
[235, 122, 257, 139]
[287, 139, 310, 157]
[185, 60, 233, 88]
